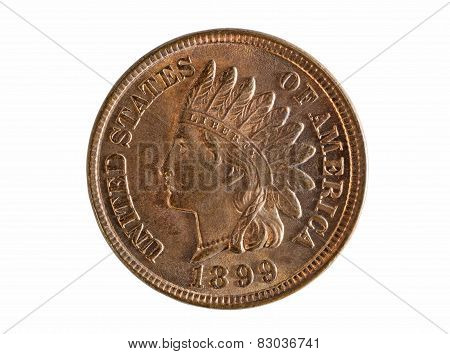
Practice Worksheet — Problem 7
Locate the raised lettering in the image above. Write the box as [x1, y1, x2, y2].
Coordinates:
[280, 71, 301, 91]
[109, 127, 132, 148]
[308, 214, 328, 236]
[104, 154, 164, 262]
[293, 83, 318, 106]
[324, 157, 344, 176]
[321, 179, 344, 199]
[291, 226, 315, 248]
[131, 95, 150, 116]
[157, 65, 180, 88]
[320, 125, 343, 153]
[176, 56, 195, 78]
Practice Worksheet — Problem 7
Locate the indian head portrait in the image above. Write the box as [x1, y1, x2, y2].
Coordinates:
[162, 60, 317, 263]
[90, 30, 364, 306]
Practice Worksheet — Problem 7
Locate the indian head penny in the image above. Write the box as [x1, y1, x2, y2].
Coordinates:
[87, 29, 366, 308]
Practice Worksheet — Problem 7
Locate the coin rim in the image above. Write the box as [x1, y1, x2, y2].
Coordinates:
[87, 28, 366, 309]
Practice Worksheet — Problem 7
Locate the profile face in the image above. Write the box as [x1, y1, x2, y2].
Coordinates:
[163, 124, 221, 212]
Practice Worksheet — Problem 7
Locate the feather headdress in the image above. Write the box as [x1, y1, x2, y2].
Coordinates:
[181, 60, 316, 253]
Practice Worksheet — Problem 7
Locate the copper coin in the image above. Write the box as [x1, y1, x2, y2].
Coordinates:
[87, 29, 366, 308]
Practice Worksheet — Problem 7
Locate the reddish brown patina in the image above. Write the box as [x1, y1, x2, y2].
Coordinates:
[87, 29, 366, 308]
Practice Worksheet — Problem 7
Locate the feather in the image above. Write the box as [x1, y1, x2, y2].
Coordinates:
[287, 143, 316, 166]
[286, 166, 316, 191]
[265, 106, 290, 127]
[250, 107, 290, 145]
[207, 67, 237, 117]
[185, 60, 216, 110]
[223, 77, 255, 123]
[274, 187, 302, 218]
[269, 143, 316, 166]
[273, 163, 315, 195]
[251, 129, 271, 149]
[265, 122, 304, 152]
[239, 92, 275, 132]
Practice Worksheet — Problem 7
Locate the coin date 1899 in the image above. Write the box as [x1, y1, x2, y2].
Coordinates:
[190, 260, 277, 289]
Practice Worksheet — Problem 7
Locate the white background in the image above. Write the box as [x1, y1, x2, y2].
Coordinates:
[0, 0, 449, 352]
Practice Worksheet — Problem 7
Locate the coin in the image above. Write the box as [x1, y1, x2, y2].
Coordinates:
[87, 29, 366, 308]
